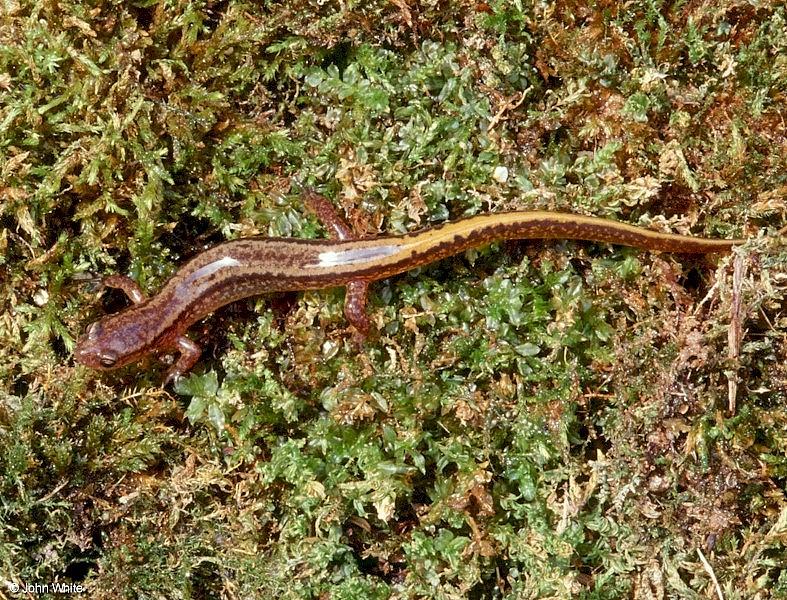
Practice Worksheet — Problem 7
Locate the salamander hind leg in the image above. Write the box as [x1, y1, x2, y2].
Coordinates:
[302, 190, 375, 339]
[345, 280, 371, 339]
[302, 190, 354, 241]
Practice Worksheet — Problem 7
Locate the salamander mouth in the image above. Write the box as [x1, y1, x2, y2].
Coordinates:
[74, 337, 119, 370]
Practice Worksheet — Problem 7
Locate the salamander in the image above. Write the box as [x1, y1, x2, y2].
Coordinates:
[74, 193, 742, 383]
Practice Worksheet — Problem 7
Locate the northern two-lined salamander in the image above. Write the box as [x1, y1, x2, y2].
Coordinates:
[74, 193, 742, 382]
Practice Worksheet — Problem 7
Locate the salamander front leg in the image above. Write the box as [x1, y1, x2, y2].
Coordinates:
[303, 190, 373, 339]
[103, 274, 147, 304]
[164, 336, 202, 385]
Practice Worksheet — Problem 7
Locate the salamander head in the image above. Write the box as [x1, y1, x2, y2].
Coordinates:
[74, 310, 154, 371]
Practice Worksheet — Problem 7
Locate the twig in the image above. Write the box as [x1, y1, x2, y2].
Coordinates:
[727, 252, 746, 414]
[696, 547, 725, 600]
[488, 88, 531, 132]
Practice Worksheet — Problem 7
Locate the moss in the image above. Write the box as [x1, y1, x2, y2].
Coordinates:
[1, 0, 786, 598]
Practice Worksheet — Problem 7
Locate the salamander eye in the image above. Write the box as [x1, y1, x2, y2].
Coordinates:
[85, 321, 101, 338]
[99, 352, 118, 368]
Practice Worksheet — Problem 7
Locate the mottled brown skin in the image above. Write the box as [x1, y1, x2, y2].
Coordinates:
[74, 200, 742, 383]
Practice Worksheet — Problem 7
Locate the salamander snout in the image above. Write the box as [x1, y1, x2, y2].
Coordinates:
[74, 320, 120, 369]
[74, 317, 145, 371]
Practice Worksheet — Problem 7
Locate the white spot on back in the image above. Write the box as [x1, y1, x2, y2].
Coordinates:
[182, 256, 242, 288]
[313, 244, 402, 268]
